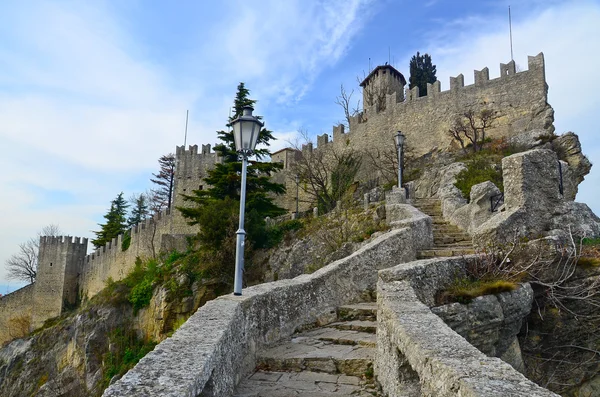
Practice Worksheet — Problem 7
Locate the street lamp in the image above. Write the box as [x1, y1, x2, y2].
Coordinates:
[230, 106, 264, 296]
[295, 174, 300, 217]
[394, 131, 405, 195]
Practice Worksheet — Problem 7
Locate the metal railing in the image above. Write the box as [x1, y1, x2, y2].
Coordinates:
[490, 192, 504, 212]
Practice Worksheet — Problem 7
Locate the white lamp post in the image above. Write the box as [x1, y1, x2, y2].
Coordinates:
[295, 174, 300, 216]
[230, 106, 264, 296]
[394, 131, 405, 194]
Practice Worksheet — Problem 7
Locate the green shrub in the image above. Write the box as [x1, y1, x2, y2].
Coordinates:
[121, 231, 131, 251]
[102, 328, 157, 387]
[454, 155, 503, 200]
[128, 278, 153, 312]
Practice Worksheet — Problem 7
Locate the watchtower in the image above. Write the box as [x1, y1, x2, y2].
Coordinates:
[173, 144, 220, 208]
[32, 236, 87, 327]
[360, 64, 407, 108]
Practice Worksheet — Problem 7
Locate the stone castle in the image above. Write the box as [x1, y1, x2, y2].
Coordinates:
[0, 53, 556, 345]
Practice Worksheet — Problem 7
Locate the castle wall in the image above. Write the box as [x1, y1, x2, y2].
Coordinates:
[79, 208, 198, 300]
[317, 54, 552, 185]
[271, 148, 313, 214]
[0, 284, 34, 344]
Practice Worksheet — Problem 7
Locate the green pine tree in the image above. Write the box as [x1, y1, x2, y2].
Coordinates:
[179, 83, 286, 249]
[128, 193, 149, 227]
[409, 52, 437, 97]
[92, 192, 130, 249]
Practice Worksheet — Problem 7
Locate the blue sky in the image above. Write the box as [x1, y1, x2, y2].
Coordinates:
[1, 0, 599, 291]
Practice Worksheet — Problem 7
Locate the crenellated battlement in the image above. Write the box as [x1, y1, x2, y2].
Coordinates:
[39, 235, 88, 247]
[303, 53, 548, 159]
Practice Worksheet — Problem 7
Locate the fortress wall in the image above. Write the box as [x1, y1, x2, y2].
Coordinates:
[0, 284, 34, 345]
[319, 54, 551, 184]
[79, 208, 198, 300]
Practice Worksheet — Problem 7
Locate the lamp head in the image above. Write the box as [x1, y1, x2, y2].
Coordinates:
[231, 106, 264, 155]
[394, 131, 405, 148]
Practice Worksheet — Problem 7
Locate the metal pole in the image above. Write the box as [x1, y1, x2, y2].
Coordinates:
[233, 155, 248, 296]
[296, 177, 299, 216]
[397, 143, 403, 190]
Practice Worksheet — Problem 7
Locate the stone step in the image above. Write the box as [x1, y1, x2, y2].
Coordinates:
[337, 303, 377, 322]
[257, 340, 375, 376]
[301, 327, 377, 347]
[433, 243, 474, 249]
[432, 226, 467, 233]
[417, 248, 476, 259]
[434, 237, 471, 245]
[329, 320, 377, 334]
[233, 370, 380, 397]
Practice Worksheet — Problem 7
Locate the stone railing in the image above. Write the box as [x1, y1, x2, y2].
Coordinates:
[376, 256, 558, 396]
[103, 211, 431, 397]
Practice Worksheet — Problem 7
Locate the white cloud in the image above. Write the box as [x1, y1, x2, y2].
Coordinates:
[0, 0, 373, 283]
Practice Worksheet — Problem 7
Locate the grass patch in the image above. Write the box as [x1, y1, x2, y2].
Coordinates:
[438, 278, 518, 305]
[583, 237, 600, 246]
[577, 257, 600, 268]
[454, 154, 503, 200]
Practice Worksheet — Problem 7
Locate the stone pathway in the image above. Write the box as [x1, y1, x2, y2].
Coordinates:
[412, 198, 475, 259]
[234, 303, 405, 396]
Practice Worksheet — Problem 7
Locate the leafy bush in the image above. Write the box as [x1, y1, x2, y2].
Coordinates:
[102, 327, 156, 387]
[128, 278, 153, 312]
[454, 155, 503, 200]
[121, 231, 131, 251]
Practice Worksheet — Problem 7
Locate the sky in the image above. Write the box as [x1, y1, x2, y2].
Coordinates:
[0, 0, 598, 293]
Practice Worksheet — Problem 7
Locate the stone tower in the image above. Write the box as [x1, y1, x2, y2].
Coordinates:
[173, 144, 221, 208]
[32, 236, 87, 327]
[360, 64, 407, 108]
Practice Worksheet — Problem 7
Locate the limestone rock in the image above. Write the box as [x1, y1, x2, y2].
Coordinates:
[552, 132, 592, 191]
[450, 181, 501, 234]
[432, 284, 533, 370]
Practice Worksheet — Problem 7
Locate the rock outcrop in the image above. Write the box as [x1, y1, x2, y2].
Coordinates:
[474, 149, 600, 246]
[431, 284, 533, 372]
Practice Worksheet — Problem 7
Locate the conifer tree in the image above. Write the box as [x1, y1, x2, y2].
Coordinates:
[409, 52, 437, 97]
[128, 193, 149, 227]
[150, 154, 175, 209]
[92, 192, 129, 248]
[179, 83, 286, 248]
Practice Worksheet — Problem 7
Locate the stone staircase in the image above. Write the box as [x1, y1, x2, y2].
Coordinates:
[234, 303, 419, 396]
[412, 198, 475, 259]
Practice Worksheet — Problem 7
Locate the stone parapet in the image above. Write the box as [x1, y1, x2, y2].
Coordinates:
[376, 256, 558, 397]
[103, 223, 426, 396]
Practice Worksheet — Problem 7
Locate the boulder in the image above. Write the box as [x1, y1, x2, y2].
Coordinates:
[450, 181, 501, 234]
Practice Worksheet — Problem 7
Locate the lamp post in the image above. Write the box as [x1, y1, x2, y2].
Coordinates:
[295, 174, 300, 217]
[230, 106, 264, 296]
[394, 131, 405, 195]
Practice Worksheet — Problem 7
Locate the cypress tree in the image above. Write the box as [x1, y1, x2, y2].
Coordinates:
[409, 52, 437, 97]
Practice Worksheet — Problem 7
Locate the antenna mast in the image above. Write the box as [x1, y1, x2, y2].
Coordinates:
[509, 6, 514, 61]
[183, 110, 189, 147]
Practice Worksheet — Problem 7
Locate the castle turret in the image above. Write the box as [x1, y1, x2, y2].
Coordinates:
[173, 144, 220, 208]
[32, 236, 87, 327]
[360, 64, 406, 109]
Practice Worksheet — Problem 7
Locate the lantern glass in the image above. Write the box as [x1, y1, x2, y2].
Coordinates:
[231, 106, 263, 153]
[395, 131, 405, 148]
